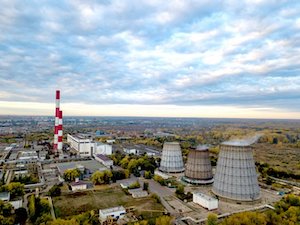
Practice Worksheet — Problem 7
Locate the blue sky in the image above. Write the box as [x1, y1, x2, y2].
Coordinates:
[1, 0, 300, 118]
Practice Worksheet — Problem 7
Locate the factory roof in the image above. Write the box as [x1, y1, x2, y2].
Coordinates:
[194, 192, 217, 201]
[95, 154, 112, 162]
[70, 180, 87, 186]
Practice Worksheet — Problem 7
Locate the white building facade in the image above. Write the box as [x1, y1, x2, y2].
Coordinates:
[94, 143, 112, 155]
[193, 192, 218, 210]
[67, 134, 93, 157]
[99, 206, 126, 221]
[67, 134, 112, 157]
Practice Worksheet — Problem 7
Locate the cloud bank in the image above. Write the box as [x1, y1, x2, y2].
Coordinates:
[0, 0, 300, 116]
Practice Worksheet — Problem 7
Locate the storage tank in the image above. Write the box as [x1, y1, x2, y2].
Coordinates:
[183, 145, 213, 184]
[212, 143, 260, 202]
[159, 142, 184, 173]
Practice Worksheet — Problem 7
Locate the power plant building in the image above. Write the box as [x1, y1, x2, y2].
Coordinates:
[212, 143, 260, 202]
[159, 142, 184, 173]
[67, 134, 112, 157]
[183, 145, 213, 184]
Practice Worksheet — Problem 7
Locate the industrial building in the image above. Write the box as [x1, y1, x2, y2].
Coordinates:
[193, 192, 218, 210]
[159, 142, 184, 173]
[94, 154, 113, 167]
[70, 178, 88, 191]
[183, 145, 213, 184]
[99, 206, 126, 221]
[212, 143, 260, 202]
[67, 134, 112, 157]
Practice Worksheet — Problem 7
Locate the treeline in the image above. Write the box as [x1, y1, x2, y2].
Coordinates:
[216, 194, 300, 225]
[256, 162, 300, 180]
[28, 195, 52, 224]
[110, 152, 157, 176]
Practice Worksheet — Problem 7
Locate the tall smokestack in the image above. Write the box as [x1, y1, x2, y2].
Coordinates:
[57, 110, 63, 152]
[54, 90, 62, 154]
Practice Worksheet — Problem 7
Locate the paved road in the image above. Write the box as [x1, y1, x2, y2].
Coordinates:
[45, 196, 56, 220]
[144, 178, 175, 197]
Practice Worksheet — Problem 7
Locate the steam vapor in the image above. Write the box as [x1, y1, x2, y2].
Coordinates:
[222, 133, 263, 146]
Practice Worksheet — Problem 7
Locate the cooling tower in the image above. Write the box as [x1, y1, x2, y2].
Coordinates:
[159, 142, 185, 173]
[212, 144, 260, 202]
[183, 145, 213, 184]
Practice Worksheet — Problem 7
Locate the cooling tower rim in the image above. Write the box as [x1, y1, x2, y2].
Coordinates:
[195, 144, 209, 151]
[164, 142, 180, 145]
[212, 189, 261, 202]
[221, 143, 253, 148]
[182, 176, 213, 184]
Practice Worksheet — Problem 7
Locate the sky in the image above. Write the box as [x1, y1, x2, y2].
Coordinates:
[0, 0, 300, 118]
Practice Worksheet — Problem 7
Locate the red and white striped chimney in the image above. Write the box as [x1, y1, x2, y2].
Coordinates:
[57, 110, 63, 151]
[54, 90, 63, 153]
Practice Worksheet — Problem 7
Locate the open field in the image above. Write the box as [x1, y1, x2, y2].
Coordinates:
[253, 143, 300, 175]
[53, 186, 165, 219]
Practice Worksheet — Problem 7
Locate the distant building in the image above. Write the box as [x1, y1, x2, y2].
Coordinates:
[193, 192, 218, 210]
[99, 206, 126, 221]
[70, 178, 87, 191]
[18, 151, 38, 163]
[106, 139, 115, 144]
[0, 192, 22, 209]
[0, 192, 10, 201]
[128, 189, 148, 198]
[94, 142, 112, 155]
[94, 154, 113, 167]
[124, 148, 139, 155]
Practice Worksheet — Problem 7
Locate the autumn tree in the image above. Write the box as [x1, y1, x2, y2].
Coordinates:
[206, 213, 218, 225]
[63, 169, 81, 182]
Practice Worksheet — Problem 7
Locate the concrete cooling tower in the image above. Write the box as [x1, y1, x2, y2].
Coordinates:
[183, 145, 213, 184]
[212, 143, 260, 202]
[159, 142, 185, 173]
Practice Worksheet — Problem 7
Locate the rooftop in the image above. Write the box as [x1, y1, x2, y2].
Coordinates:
[100, 206, 126, 214]
[70, 180, 87, 186]
[95, 154, 112, 162]
[0, 192, 10, 200]
[194, 192, 217, 202]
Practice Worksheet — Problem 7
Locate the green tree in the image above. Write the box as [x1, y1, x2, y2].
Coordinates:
[144, 171, 152, 179]
[155, 215, 172, 225]
[14, 207, 28, 225]
[6, 182, 24, 199]
[143, 182, 149, 191]
[48, 185, 61, 197]
[175, 185, 184, 195]
[91, 171, 104, 185]
[49, 218, 79, 225]
[63, 169, 80, 182]
[206, 213, 218, 225]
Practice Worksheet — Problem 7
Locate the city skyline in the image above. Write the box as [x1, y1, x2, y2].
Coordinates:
[1, 1, 300, 118]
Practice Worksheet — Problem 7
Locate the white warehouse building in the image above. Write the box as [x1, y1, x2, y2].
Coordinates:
[193, 192, 218, 211]
[99, 206, 126, 221]
[67, 134, 112, 157]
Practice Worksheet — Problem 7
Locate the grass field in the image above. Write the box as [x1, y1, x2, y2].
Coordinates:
[253, 143, 300, 175]
[53, 186, 165, 219]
